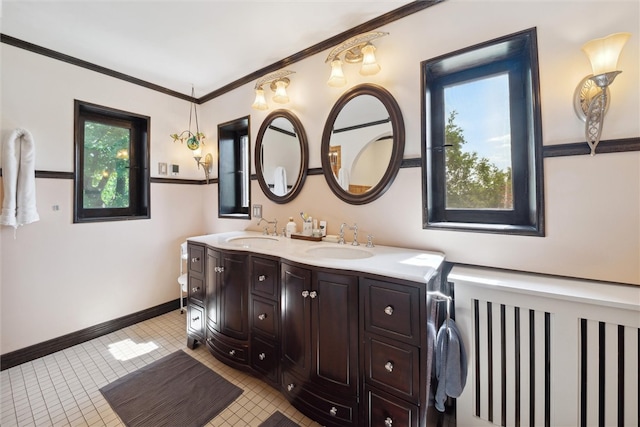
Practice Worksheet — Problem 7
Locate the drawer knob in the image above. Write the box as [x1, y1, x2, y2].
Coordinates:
[385, 417, 393, 427]
[191, 316, 200, 322]
[214, 266, 225, 273]
[191, 257, 200, 263]
[329, 407, 337, 417]
[309, 291, 317, 299]
[287, 383, 295, 392]
[384, 361, 394, 372]
[259, 352, 266, 360]
[191, 286, 200, 292]
[258, 313, 267, 321]
[302, 290, 309, 298]
[384, 305, 394, 315]
[258, 274, 266, 282]
[229, 349, 235, 356]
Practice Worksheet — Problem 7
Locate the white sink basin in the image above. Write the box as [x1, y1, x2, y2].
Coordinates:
[305, 245, 373, 260]
[226, 236, 280, 247]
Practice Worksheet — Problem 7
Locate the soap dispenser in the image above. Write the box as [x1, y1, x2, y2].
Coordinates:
[286, 217, 297, 238]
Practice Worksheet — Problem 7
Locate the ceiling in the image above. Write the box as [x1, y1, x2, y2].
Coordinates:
[1, 0, 413, 99]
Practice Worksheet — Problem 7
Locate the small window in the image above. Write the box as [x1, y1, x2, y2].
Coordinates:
[218, 116, 250, 218]
[421, 28, 544, 235]
[74, 100, 150, 223]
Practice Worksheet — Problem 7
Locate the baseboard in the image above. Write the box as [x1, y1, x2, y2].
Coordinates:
[1, 299, 183, 371]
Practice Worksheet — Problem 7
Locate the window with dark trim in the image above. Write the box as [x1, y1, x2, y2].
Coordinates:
[218, 116, 250, 219]
[421, 28, 544, 235]
[74, 100, 150, 223]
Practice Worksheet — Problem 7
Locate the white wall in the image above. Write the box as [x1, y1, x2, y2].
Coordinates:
[1, 0, 638, 354]
[0, 46, 209, 353]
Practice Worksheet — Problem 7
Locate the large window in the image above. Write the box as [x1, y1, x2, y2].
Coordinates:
[422, 28, 544, 235]
[74, 100, 150, 223]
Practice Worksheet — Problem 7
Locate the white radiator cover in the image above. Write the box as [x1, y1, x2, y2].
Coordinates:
[449, 266, 639, 427]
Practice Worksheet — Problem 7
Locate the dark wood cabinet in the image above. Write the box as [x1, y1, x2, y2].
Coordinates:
[281, 263, 359, 426]
[186, 243, 206, 348]
[185, 239, 441, 427]
[249, 255, 281, 386]
[201, 248, 250, 368]
[361, 277, 429, 427]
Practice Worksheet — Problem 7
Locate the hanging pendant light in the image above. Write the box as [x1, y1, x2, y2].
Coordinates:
[170, 85, 206, 151]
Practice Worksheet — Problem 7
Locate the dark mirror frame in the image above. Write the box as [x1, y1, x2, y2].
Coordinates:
[321, 84, 405, 205]
[255, 110, 309, 204]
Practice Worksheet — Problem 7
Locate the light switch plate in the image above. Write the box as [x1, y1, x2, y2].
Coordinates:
[252, 204, 262, 219]
[158, 162, 167, 175]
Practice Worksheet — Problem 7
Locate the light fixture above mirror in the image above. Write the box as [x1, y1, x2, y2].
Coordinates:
[251, 70, 296, 110]
[325, 31, 388, 87]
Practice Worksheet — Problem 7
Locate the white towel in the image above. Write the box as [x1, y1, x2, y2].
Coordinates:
[1, 129, 39, 228]
[338, 167, 349, 191]
[273, 166, 287, 196]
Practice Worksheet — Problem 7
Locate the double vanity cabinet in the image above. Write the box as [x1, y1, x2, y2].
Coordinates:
[185, 231, 444, 427]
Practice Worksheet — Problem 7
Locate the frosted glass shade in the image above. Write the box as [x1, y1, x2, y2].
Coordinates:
[272, 80, 289, 104]
[582, 32, 631, 76]
[327, 59, 347, 87]
[359, 43, 381, 76]
[251, 88, 268, 110]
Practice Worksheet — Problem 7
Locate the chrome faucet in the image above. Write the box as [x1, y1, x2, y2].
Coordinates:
[257, 218, 278, 236]
[338, 223, 347, 245]
[348, 223, 359, 246]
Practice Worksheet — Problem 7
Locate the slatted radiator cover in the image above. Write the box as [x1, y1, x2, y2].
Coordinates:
[449, 266, 639, 427]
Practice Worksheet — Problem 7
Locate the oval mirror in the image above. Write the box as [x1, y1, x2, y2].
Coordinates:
[255, 110, 309, 203]
[321, 84, 405, 204]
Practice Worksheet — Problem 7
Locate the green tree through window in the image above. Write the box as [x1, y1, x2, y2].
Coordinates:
[83, 121, 131, 209]
[444, 111, 512, 210]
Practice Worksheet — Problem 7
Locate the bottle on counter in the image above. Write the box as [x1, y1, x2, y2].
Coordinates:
[286, 217, 297, 238]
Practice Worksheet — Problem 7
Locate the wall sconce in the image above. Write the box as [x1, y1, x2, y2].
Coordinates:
[251, 70, 295, 110]
[192, 147, 213, 184]
[325, 31, 388, 87]
[574, 32, 631, 155]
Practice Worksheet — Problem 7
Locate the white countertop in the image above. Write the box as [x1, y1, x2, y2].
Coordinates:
[188, 231, 445, 284]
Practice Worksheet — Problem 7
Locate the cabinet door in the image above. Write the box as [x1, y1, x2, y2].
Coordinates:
[281, 262, 312, 379]
[220, 252, 248, 340]
[312, 271, 359, 396]
[206, 249, 221, 332]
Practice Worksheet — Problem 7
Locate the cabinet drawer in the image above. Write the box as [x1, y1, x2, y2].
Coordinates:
[188, 275, 205, 304]
[186, 304, 205, 338]
[251, 336, 278, 383]
[362, 278, 420, 345]
[251, 257, 279, 299]
[206, 331, 248, 365]
[365, 385, 419, 427]
[188, 244, 204, 275]
[282, 370, 357, 426]
[251, 297, 278, 339]
[364, 334, 419, 402]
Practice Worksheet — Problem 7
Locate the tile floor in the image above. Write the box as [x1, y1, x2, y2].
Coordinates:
[0, 310, 321, 427]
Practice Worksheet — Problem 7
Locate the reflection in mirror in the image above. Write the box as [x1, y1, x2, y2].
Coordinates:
[321, 84, 404, 204]
[255, 110, 308, 203]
